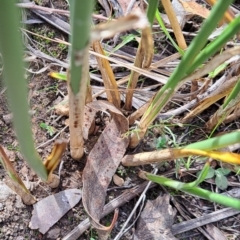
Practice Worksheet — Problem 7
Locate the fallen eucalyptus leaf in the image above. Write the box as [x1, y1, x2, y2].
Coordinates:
[82, 101, 129, 239]
[134, 194, 177, 240]
[29, 189, 82, 234]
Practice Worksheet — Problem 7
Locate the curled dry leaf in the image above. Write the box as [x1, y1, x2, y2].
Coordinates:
[113, 174, 124, 187]
[82, 100, 129, 239]
[44, 139, 67, 188]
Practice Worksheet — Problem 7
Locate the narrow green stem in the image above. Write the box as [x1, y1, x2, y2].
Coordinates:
[147, 173, 240, 209]
[184, 130, 240, 151]
[147, 0, 159, 25]
[69, 0, 94, 94]
[155, 10, 184, 54]
[187, 16, 240, 75]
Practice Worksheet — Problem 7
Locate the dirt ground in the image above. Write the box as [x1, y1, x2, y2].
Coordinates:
[1, 0, 240, 240]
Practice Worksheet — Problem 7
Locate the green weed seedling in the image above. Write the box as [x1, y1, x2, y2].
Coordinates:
[197, 167, 231, 190]
[39, 122, 56, 136]
[155, 135, 168, 149]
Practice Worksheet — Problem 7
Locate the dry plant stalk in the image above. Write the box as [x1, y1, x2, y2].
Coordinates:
[124, 26, 154, 111]
[68, 48, 90, 160]
[161, 0, 187, 50]
[182, 75, 239, 123]
[222, 102, 240, 124]
[0, 145, 36, 205]
[92, 41, 121, 108]
[206, 82, 240, 130]
[206, 0, 235, 24]
[122, 148, 240, 166]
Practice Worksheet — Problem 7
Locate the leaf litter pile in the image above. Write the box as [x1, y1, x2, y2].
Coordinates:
[1, 0, 240, 239]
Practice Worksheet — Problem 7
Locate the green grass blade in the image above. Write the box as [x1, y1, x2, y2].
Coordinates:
[184, 130, 240, 151]
[146, 173, 240, 209]
[155, 9, 184, 54]
[147, 0, 159, 25]
[0, 1, 47, 180]
[187, 16, 240, 75]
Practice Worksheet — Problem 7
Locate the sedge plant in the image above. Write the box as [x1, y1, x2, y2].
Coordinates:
[129, 0, 239, 147]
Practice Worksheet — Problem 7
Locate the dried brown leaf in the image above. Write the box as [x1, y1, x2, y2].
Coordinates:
[29, 189, 82, 234]
[82, 101, 129, 239]
[134, 194, 177, 240]
[179, 0, 210, 19]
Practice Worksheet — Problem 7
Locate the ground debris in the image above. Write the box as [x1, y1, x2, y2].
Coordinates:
[29, 189, 82, 234]
[134, 194, 177, 240]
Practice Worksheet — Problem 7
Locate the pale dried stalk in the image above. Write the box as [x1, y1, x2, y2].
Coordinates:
[68, 48, 90, 160]
[206, 81, 240, 130]
[124, 26, 154, 111]
[92, 41, 121, 108]
[182, 75, 239, 123]
[161, 0, 187, 50]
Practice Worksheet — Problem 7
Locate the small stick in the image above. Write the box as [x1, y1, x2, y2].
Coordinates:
[62, 181, 156, 240]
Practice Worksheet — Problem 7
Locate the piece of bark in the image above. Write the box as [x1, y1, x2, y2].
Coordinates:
[206, 224, 227, 240]
[171, 207, 240, 235]
[134, 194, 177, 240]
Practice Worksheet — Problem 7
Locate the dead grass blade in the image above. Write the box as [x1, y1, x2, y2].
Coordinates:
[206, 90, 240, 130]
[92, 41, 121, 108]
[206, 0, 235, 24]
[172, 207, 240, 235]
[161, 0, 187, 50]
[182, 75, 238, 123]
[222, 102, 240, 125]
[0, 145, 36, 205]
[124, 26, 154, 111]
